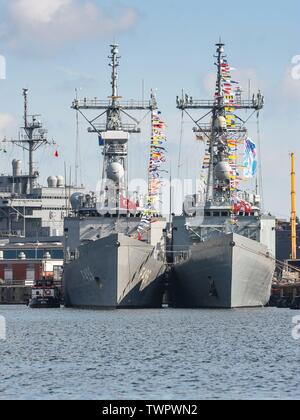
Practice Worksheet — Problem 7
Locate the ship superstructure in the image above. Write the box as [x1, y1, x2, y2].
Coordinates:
[170, 42, 275, 308]
[63, 45, 167, 309]
[0, 89, 83, 242]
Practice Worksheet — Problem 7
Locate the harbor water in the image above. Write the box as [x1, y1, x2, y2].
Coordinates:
[0, 306, 300, 400]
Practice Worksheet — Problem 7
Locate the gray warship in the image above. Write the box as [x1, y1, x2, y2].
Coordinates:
[0, 89, 83, 243]
[170, 42, 276, 308]
[63, 45, 167, 309]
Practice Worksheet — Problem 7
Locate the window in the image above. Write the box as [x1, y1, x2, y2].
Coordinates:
[213, 212, 220, 217]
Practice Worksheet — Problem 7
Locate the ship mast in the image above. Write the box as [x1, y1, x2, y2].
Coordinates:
[207, 41, 226, 202]
[107, 44, 122, 130]
[177, 41, 264, 207]
[215, 40, 224, 108]
[72, 44, 157, 212]
[4, 89, 53, 194]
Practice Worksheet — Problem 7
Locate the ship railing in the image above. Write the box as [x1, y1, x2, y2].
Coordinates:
[20, 134, 48, 141]
[88, 123, 141, 134]
[105, 145, 128, 155]
[172, 250, 191, 263]
[177, 99, 264, 111]
[72, 99, 154, 110]
[193, 123, 247, 133]
[177, 99, 217, 109]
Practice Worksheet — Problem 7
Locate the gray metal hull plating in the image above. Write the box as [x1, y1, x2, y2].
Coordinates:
[172, 233, 275, 308]
[64, 234, 166, 309]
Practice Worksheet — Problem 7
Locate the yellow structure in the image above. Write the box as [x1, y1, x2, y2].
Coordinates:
[291, 153, 297, 260]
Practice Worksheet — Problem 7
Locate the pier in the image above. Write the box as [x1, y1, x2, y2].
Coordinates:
[270, 282, 300, 309]
[0, 285, 31, 304]
[271, 257, 300, 309]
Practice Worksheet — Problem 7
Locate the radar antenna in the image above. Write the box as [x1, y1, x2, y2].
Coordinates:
[3, 89, 56, 194]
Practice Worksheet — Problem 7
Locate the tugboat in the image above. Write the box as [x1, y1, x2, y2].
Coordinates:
[29, 278, 61, 308]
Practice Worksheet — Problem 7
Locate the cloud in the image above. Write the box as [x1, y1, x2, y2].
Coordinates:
[0, 0, 138, 52]
[0, 113, 17, 137]
[281, 66, 300, 101]
[57, 66, 97, 90]
[203, 72, 216, 94]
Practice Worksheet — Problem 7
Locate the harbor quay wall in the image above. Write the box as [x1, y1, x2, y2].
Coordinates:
[0, 286, 31, 304]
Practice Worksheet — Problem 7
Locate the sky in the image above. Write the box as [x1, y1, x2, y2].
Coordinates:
[0, 0, 300, 218]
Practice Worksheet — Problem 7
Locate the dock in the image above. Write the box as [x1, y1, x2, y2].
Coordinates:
[0, 285, 31, 304]
[270, 281, 300, 309]
[0, 256, 63, 305]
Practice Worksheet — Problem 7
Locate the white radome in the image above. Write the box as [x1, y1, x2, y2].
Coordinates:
[56, 176, 65, 188]
[215, 161, 232, 181]
[217, 116, 227, 130]
[47, 176, 58, 188]
[107, 162, 125, 182]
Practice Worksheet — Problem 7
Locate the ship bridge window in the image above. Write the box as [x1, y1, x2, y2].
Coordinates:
[205, 212, 211, 217]
[221, 212, 229, 217]
[213, 212, 220, 217]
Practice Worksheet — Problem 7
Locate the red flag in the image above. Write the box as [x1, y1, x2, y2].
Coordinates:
[120, 195, 137, 211]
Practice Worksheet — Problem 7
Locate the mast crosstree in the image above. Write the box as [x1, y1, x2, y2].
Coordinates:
[72, 45, 157, 134]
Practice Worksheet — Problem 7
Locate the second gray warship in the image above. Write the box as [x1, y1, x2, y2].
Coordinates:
[170, 42, 276, 308]
[63, 45, 167, 309]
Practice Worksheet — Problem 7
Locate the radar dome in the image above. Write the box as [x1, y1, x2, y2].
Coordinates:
[107, 162, 125, 182]
[70, 193, 85, 211]
[215, 161, 232, 181]
[217, 116, 227, 130]
[56, 176, 65, 188]
[12, 160, 22, 177]
[47, 176, 58, 188]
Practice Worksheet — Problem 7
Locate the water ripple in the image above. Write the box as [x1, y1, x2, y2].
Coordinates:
[0, 306, 300, 400]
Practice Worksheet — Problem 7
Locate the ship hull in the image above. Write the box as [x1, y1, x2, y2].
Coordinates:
[171, 233, 275, 309]
[29, 298, 61, 309]
[64, 234, 166, 309]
